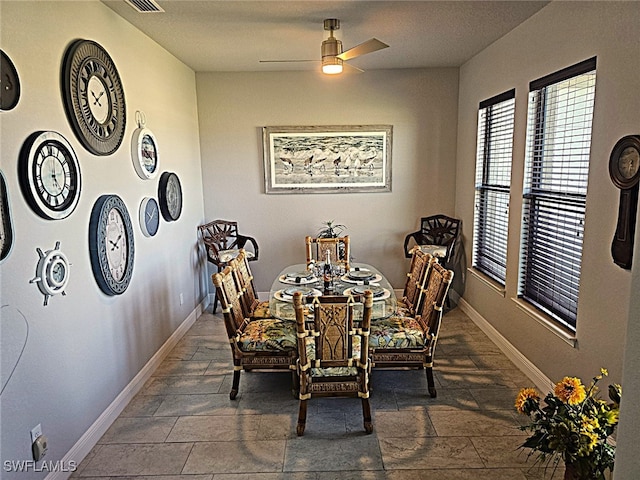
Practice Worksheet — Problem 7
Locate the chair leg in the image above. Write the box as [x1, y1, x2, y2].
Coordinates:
[296, 399, 308, 436]
[361, 397, 373, 434]
[230, 369, 241, 400]
[212, 292, 220, 314]
[426, 367, 437, 398]
[291, 370, 300, 398]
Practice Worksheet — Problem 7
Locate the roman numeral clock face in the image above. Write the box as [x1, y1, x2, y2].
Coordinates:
[62, 39, 126, 156]
[19, 131, 82, 220]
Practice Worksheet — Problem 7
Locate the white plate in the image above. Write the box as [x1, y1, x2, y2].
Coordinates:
[274, 288, 322, 303]
[344, 287, 391, 300]
[341, 273, 382, 284]
[279, 274, 318, 285]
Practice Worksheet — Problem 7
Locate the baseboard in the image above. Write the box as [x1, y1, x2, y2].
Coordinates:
[46, 296, 209, 480]
[455, 295, 553, 393]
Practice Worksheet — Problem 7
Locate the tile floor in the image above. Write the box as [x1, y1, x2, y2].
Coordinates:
[71, 307, 566, 479]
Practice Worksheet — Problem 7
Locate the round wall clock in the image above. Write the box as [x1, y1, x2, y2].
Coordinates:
[0, 170, 14, 262]
[62, 39, 126, 156]
[609, 135, 640, 189]
[131, 111, 159, 179]
[29, 241, 70, 306]
[139, 197, 160, 237]
[89, 195, 135, 295]
[158, 172, 183, 222]
[19, 131, 82, 220]
[1, 50, 20, 111]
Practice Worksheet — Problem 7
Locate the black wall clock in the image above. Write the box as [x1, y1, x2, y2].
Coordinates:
[19, 131, 82, 220]
[0, 170, 14, 262]
[139, 197, 159, 237]
[1, 50, 20, 111]
[89, 195, 135, 295]
[158, 172, 183, 222]
[132, 111, 159, 179]
[62, 39, 126, 156]
[609, 135, 640, 269]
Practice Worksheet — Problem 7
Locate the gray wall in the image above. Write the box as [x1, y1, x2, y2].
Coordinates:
[196, 68, 459, 292]
[455, 0, 638, 418]
[0, 2, 205, 477]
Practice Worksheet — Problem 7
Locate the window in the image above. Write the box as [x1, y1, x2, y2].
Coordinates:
[473, 89, 516, 285]
[519, 57, 597, 332]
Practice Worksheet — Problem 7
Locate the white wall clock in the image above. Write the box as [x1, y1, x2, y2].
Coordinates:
[19, 131, 82, 220]
[139, 197, 159, 237]
[29, 241, 70, 306]
[62, 39, 126, 156]
[131, 111, 159, 179]
[89, 195, 135, 295]
[0, 170, 14, 262]
[158, 172, 183, 222]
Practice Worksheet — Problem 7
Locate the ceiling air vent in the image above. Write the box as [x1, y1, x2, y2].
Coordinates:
[124, 0, 164, 13]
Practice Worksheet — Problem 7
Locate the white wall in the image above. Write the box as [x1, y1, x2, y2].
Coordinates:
[196, 68, 460, 292]
[0, 2, 205, 477]
[456, 1, 639, 399]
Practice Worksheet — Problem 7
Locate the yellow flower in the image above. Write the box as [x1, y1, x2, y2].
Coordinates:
[580, 431, 599, 455]
[554, 376, 586, 405]
[604, 408, 619, 425]
[581, 415, 599, 432]
[515, 387, 539, 414]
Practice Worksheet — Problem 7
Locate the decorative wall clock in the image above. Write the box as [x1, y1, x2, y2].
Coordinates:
[89, 195, 135, 295]
[1, 50, 20, 111]
[131, 111, 159, 179]
[29, 241, 70, 306]
[609, 135, 640, 269]
[0, 170, 14, 262]
[139, 197, 159, 237]
[61, 39, 126, 156]
[158, 172, 183, 222]
[19, 131, 82, 220]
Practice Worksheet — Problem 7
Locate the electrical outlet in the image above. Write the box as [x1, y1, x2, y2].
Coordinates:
[179, 293, 184, 305]
[30, 424, 42, 444]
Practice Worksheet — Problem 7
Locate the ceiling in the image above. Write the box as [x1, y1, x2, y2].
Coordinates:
[101, 0, 550, 73]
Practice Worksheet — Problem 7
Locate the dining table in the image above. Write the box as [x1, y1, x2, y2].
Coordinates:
[268, 262, 397, 322]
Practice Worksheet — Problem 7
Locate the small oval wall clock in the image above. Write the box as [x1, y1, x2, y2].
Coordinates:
[19, 131, 82, 220]
[89, 195, 135, 295]
[0, 170, 14, 262]
[61, 39, 126, 156]
[158, 172, 183, 222]
[1, 50, 20, 111]
[139, 197, 160, 237]
[131, 111, 159, 179]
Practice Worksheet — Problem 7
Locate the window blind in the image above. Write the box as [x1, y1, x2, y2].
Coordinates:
[519, 57, 596, 331]
[473, 89, 515, 284]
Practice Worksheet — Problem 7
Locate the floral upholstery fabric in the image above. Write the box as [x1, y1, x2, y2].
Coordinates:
[250, 300, 272, 319]
[237, 319, 297, 352]
[304, 335, 361, 377]
[369, 316, 425, 349]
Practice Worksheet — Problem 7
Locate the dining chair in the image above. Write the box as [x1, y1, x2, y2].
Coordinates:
[305, 235, 350, 271]
[198, 219, 259, 313]
[230, 248, 271, 319]
[397, 248, 436, 317]
[403, 214, 460, 269]
[212, 266, 298, 399]
[369, 261, 454, 397]
[293, 290, 374, 436]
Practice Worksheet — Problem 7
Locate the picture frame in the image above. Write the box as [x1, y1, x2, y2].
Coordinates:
[262, 125, 392, 194]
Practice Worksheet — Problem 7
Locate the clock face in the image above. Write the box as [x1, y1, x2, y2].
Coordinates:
[0, 170, 14, 262]
[139, 197, 159, 237]
[158, 172, 183, 222]
[19, 131, 82, 220]
[1, 50, 20, 111]
[89, 195, 135, 296]
[62, 39, 126, 156]
[131, 127, 159, 179]
[610, 135, 640, 189]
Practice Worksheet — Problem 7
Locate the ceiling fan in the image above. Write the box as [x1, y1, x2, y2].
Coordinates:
[260, 18, 389, 75]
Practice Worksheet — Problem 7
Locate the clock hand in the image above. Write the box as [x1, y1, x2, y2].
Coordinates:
[109, 234, 123, 250]
[91, 90, 105, 106]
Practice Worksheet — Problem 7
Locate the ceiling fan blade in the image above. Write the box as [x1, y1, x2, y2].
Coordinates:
[336, 38, 389, 61]
[259, 59, 318, 63]
[344, 62, 364, 73]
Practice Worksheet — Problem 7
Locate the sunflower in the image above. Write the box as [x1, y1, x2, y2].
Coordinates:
[554, 376, 586, 405]
[515, 387, 540, 414]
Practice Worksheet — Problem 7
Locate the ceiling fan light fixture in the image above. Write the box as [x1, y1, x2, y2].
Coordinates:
[322, 58, 343, 75]
[321, 34, 343, 75]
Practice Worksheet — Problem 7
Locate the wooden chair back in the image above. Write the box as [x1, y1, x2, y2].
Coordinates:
[402, 249, 436, 315]
[305, 235, 350, 270]
[211, 266, 248, 337]
[403, 214, 460, 263]
[230, 249, 259, 318]
[415, 261, 454, 339]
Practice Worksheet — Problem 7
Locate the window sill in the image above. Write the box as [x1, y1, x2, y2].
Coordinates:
[511, 298, 577, 347]
[467, 268, 506, 297]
